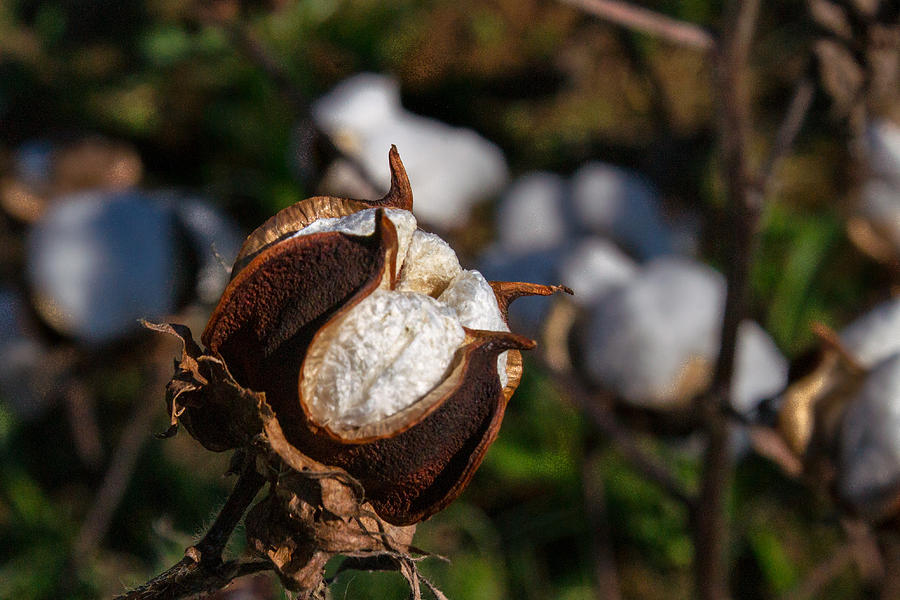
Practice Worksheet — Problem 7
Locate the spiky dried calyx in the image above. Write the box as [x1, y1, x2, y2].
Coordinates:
[155, 146, 567, 527]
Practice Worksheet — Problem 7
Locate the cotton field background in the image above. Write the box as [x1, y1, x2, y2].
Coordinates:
[1, 1, 899, 599]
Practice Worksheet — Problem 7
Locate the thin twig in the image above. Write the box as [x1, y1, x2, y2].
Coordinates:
[582, 447, 622, 600]
[115, 456, 267, 600]
[693, 1, 761, 599]
[561, 0, 716, 51]
[760, 77, 816, 194]
[72, 368, 163, 561]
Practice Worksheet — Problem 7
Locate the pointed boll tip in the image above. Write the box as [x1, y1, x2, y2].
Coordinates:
[380, 145, 413, 212]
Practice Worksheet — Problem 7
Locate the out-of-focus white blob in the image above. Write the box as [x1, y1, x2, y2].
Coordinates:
[732, 321, 789, 417]
[312, 73, 509, 229]
[583, 257, 786, 413]
[157, 193, 243, 305]
[0, 288, 51, 419]
[583, 257, 724, 407]
[865, 119, 900, 185]
[558, 237, 637, 307]
[478, 244, 568, 338]
[495, 173, 571, 253]
[26, 191, 186, 344]
[857, 180, 900, 248]
[839, 353, 900, 520]
[571, 162, 674, 259]
[840, 297, 900, 368]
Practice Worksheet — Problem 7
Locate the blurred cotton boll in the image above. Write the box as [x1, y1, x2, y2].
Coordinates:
[312, 73, 509, 229]
[495, 172, 571, 253]
[865, 119, 900, 185]
[839, 352, 900, 520]
[557, 237, 637, 307]
[840, 296, 900, 368]
[581, 257, 786, 413]
[25, 190, 241, 345]
[571, 161, 675, 259]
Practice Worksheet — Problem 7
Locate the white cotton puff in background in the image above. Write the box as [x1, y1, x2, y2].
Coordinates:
[840, 297, 900, 368]
[582, 257, 786, 413]
[557, 237, 637, 307]
[27, 190, 185, 344]
[865, 119, 900, 185]
[839, 352, 900, 519]
[495, 172, 571, 253]
[312, 73, 509, 230]
[570, 161, 674, 259]
[26, 190, 241, 344]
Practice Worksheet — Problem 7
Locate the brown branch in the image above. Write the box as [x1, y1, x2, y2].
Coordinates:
[115, 455, 267, 600]
[692, 1, 761, 599]
[583, 448, 622, 600]
[561, 0, 716, 51]
[72, 373, 160, 560]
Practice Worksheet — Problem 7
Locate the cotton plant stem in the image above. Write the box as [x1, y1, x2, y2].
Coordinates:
[582, 448, 622, 600]
[115, 456, 268, 600]
[692, 1, 761, 599]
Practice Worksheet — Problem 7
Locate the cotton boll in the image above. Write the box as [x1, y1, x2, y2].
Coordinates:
[571, 162, 673, 259]
[732, 321, 789, 417]
[865, 119, 900, 185]
[312, 73, 510, 229]
[840, 297, 900, 369]
[557, 236, 637, 307]
[582, 257, 725, 408]
[495, 172, 571, 253]
[26, 191, 188, 344]
[839, 353, 900, 520]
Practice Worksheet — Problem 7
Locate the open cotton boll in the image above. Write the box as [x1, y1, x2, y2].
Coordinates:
[305, 289, 466, 428]
[312, 73, 509, 229]
[396, 230, 461, 296]
[495, 172, 571, 253]
[732, 321, 789, 416]
[292, 207, 417, 281]
[571, 162, 673, 259]
[583, 257, 725, 408]
[558, 236, 637, 307]
[840, 297, 900, 368]
[839, 353, 900, 519]
[439, 269, 511, 387]
[865, 119, 900, 185]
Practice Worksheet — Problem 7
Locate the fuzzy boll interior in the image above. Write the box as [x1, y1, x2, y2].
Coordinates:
[299, 208, 510, 429]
